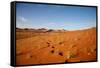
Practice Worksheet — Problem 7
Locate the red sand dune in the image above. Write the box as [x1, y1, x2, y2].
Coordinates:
[16, 27, 97, 65]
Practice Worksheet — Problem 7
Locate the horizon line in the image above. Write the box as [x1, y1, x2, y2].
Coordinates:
[16, 26, 96, 31]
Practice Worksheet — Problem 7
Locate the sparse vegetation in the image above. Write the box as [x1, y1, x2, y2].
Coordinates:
[59, 41, 63, 45]
[52, 46, 55, 48]
[58, 52, 63, 56]
[46, 29, 54, 32]
[64, 60, 68, 63]
[69, 52, 77, 58]
[51, 50, 54, 53]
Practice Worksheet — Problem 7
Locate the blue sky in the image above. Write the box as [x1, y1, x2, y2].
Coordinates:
[16, 3, 96, 30]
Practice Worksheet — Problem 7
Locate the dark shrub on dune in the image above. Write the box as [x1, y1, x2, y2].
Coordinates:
[46, 29, 54, 32]
[24, 28, 29, 30]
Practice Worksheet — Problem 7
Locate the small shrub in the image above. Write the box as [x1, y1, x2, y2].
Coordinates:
[46, 42, 50, 47]
[52, 46, 55, 48]
[69, 52, 77, 58]
[64, 60, 68, 63]
[59, 52, 63, 56]
[30, 55, 33, 58]
[59, 42, 63, 45]
[51, 50, 54, 53]
[46, 29, 54, 32]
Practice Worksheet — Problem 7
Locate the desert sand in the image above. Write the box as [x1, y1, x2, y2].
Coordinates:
[16, 27, 97, 65]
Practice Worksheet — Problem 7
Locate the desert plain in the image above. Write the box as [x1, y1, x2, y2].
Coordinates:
[16, 27, 97, 65]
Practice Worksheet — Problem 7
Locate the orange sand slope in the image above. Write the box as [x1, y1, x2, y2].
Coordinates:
[16, 27, 97, 65]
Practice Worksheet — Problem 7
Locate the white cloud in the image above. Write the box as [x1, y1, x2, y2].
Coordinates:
[18, 16, 27, 22]
[16, 16, 28, 28]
